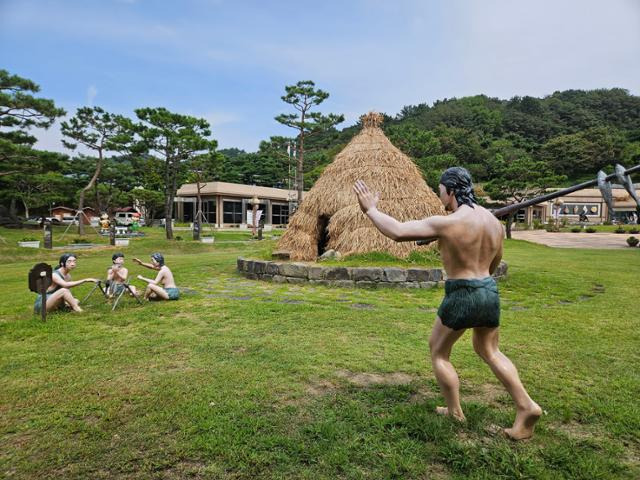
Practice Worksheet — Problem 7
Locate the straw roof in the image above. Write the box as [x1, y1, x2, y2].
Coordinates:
[277, 112, 446, 261]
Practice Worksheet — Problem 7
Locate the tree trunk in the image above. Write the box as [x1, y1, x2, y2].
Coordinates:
[297, 131, 304, 204]
[193, 182, 202, 241]
[9, 197, 17, 219]
[164, 159, 177, 240]
[505, 213, 514, 239]
[21, 198, 29, 219]
[78, 150, 103, 235]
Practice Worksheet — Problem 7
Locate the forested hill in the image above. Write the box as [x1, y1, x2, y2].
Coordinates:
[218, 88, 640, 191]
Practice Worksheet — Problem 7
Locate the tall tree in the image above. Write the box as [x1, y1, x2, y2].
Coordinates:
[0, 69, 66, 145]
[275, 80, 344, 203]
[61, 107, 131, 234]
[484, 140, 565, 238]
[0, 69, 65, 216]
[0, 150, 70, 218]
[133, 108, 217, 239]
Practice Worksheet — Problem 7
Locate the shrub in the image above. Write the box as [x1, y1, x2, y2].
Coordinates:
[629, 228, 640, 234]
[21, 237, 38, 242]
[545, 225, 560, 232]
[627, 236, 639, 247]
[533, 219, 542, 230]
[585, 227, 597, 233]
[73, 238, 89, 244]
[175, 236, 183, 241]
[561, 218, 569, 227]
[570, 227, 582, 233]
[614, 227, 627, 234]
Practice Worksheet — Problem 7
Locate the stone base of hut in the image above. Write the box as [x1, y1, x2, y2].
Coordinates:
[237, 257, 508, 289]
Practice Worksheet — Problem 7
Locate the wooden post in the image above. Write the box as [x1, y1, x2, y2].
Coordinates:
[43, 220, 53, 249]
[38, 272, 47, 322]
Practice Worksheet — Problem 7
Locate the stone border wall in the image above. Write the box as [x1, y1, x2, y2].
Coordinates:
[237, 258, 508, 289]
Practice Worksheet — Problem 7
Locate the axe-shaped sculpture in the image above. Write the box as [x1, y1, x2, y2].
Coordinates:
[614, 164, 640, 208]
[597, 170, 614, 218]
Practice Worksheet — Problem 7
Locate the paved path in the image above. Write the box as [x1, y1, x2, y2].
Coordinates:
[511, 230, 633, 249]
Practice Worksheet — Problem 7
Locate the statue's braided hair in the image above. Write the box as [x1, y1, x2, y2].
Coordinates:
[439, 167, 477, 208]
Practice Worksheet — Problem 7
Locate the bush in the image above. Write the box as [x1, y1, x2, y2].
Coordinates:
[630, 228, 640, 234]
[175, 236, 183, 241]
[545, 225, 560, 232]
[585, 227, 597, 233]
[21, 237, 38, 242]
[73, 238, 89, 244]
[614, 227, 627, 234]
[533, 219, 542, 230]
[561, 218, 569, 227]
[627, 236, 639, 247]
[570, 227, 582, 233]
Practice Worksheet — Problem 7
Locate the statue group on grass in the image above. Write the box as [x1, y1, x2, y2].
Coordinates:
[33, 251, 179, 314]
[31, 166, 544, 440]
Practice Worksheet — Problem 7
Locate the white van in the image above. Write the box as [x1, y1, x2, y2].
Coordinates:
[114, 212, 139, 226]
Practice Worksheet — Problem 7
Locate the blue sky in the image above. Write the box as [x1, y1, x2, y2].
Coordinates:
[1, 0, 639, 154]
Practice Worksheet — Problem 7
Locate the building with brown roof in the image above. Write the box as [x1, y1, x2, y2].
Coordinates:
[174, 181, 302, 228]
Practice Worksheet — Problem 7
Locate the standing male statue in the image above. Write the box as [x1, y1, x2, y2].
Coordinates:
[353, 167, 541, 440]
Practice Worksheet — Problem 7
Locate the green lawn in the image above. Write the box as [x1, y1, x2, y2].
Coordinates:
[1, 226, 638, 479]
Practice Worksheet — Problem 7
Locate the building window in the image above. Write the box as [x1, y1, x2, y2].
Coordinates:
[204, 200, 216, 224]
[223, 201, 242, 224]
[183, 202, 194, 222]
[559, 204, 600, 216]
[272, 203, 289, 225]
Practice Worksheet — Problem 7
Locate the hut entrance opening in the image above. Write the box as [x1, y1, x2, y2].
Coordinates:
[317, 215, 330, 256]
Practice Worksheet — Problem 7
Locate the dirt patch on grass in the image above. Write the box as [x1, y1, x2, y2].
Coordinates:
[461, 382, 506, 405]
[422, 463, 450, 479]
[408, 385, 438, 404]
[276, 378, 339, 408]
[305, 379, 339, 396]
[160, 460, 209, 479]
[623, 443, 640, 471]
[335, 370, 415, 387]
[550, 420, 600, 441]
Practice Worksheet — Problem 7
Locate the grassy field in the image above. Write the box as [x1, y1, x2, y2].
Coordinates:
[0, 226, 638, 479]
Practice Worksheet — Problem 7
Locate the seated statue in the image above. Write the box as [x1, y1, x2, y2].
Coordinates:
[34, 253, 98, 313]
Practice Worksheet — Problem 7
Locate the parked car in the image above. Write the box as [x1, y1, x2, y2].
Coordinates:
[61, 215, 78, 225]
[23, 216, 62, 226]
[114, 211, 141, 226]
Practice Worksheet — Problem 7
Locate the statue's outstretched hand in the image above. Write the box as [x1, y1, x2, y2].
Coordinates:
[353, 180, 380, 214]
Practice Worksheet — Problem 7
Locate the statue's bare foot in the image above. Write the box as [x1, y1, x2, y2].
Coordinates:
[435, 406, 465, 422]
[504, 402, 542, 440]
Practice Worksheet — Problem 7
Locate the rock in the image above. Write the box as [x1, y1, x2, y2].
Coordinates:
[383, 268, 407, 282]
[318, 249, 341, 261]
[352, 267, 383, 282]
[407, 268, 431, 282]
[279, 263, 308, 278]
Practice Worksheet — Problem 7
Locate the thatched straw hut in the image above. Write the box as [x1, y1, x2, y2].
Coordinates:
[277, 112, 446, 261]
